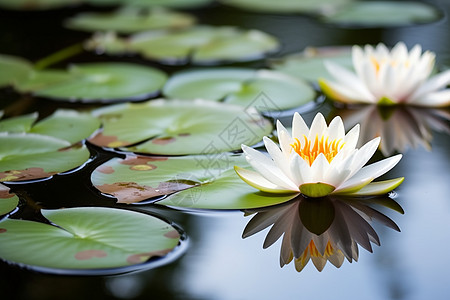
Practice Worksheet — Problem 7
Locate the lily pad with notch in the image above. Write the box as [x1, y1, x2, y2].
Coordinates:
[219, 0, 354, 14]
[89, 99, 273, 155]
[318, 1, 442, 27]
[65, 7, 196, 34]
[163, 68, 316, 112]
[0, 183, 19, 216]
[15, 62, 168, 103]
[0, 109, 101, 145]
[0, 133, 90, 182]
[270, 46, 353, 84]
[85, 26, 280, 65]
[0, 207, 184, 274]
[91, 154, 298, 208]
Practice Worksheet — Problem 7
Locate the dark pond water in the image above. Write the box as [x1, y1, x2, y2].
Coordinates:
[1, 0, 450, 299]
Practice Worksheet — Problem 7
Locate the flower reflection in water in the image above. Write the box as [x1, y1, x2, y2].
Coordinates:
[242, 194, 403, 272]
[334, 105, 450, 156]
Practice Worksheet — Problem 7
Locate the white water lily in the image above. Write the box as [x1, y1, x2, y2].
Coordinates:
[235, 112, 404, 198]
[319, 42, 450, 107]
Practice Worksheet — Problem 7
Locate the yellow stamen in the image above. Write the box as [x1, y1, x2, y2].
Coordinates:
[291, 135, 344, 166]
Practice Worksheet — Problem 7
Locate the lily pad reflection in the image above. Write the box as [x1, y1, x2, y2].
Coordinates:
[163, 68, 316, 112]
[243, 194, 403, 272]
[0, 207, 185, 274]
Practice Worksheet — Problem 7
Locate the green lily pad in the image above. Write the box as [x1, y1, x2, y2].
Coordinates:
[163, 68, 316, 112]
[319, 1, 442, 27]
[0, 184, 19, 216]
[0, 0, 80, 10]
[0, 54, 33, 88]
[89, 99, 273, 155]
[0, 133, 90, 182]
[65, 7, 196, 34]
[85, 0, 213, 9]
[0, 207, 182, 273]
[16, 63, 168, 103]
[0, 109, 100, 145]
[85, 26, 280, 65]
[219, 0, 354, 14]
[91, 154, 297, 208]
[270, 46, 353, 83]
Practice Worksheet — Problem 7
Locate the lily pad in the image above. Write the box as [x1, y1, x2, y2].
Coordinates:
[92, 154, 297, 208]
[89, 99, 273, 155]
[270, 46, 353, 83]
[0, 0, 80, 10]
[163, 68, 316, 112]
[85, 26, 280, 65]
[0, 207, 182, 273]
[319, 1, 442, 27]
[219, 0, 353, 14]
[0, 109, 100, 145]
[0, 54, 33, 88]
[0, 133, 90, 182]
[0, 184, 19, 216]
[65, 7, 196, 34]
[85, 0, 213, 9]
[16, 63, 168, 103]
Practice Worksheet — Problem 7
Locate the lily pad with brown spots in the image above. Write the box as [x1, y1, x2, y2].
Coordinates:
[0, 133, 90, 182]
[0, 109, 101, 145]
[0, 184, 19, 216]
[92, 154, 297, 209]
[89, 99, 273, 155]
[0, 207, 183, 274]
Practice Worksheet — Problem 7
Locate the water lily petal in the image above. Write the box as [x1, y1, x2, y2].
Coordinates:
[326, 115, 345, 141]
[292, 112, 309, 139]
[234, 166, 298, 194]
[410, 89, 450, 107]
[289, 154, 311, 186]
[409, 70, 450, 104]
[277, 120, 293, 156]
[344, 177, 405, 196]
[263, 136, 292, 180]
[242, 145, 299, 190]
[346, 137, 381, 179]
[335, 154, 402, 193]
[308, 113, 327, 141]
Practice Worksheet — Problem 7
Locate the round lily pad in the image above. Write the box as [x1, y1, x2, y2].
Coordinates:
[65, 7, 196, 34]
[319, 1, 442, 27]
[17, 63, 168, 103]
[0, 133, 90, 182]
[0, 184, 19, 216]
[0, 207, 183, 274]
[91, 154, 297, 208]
[89, 99, 273, 155]
[0, 0, 80, 10]
[85, 0, 213, 9]
[219, 0, 354, 14]
[270, 46, 353, 83]
[0, 109, 101, 145]
[163, 68, 316, 112]
[85, 26, 280, 65]
[0, 54, 33, 88]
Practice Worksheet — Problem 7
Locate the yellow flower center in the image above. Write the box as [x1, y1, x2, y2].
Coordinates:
[291, 135, 344, 166]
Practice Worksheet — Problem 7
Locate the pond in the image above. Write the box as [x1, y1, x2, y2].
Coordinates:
[0, 0, 449, 299]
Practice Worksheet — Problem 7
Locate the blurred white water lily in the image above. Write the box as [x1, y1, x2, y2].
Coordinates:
[235, 112, 403, 198]
[319, 42, 450, 107]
